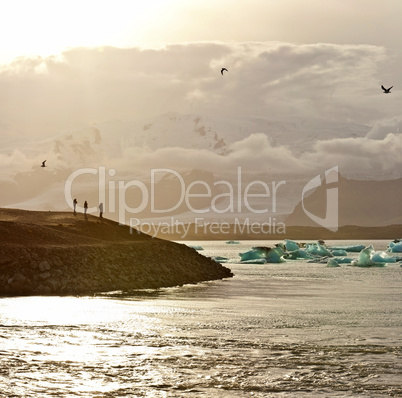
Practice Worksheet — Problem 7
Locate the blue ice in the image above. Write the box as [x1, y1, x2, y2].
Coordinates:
[371, 251, 396, 263]
[284, 239, 300, 251]
[239, 246, 285, 263]
[189, 245, 204, 251]
[329, 244, 365, 252]
[305, 242, 333, 257]
[285, 249, 311, 260]
[330, 249, 348, 257]
[388, 240, 402, 253]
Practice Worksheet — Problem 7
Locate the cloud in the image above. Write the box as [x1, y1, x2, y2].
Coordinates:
[366, 117, 402, 139]
[0, 41, 401, 212]
[305, 132, 402, 176]
[0, 41, 396, 139]
[111, 133, 306, 176]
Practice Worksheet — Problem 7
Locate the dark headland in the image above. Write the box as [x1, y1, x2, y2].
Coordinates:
[0, 209, 233, 296]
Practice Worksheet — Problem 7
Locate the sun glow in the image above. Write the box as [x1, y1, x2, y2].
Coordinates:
[0, 0, 172, 64]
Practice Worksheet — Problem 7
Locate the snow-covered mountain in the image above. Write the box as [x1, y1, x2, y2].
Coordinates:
[93, 112, 371, 156]
[1, 112, 400, 228]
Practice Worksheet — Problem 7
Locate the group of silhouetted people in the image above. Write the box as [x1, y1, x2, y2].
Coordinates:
[73, 198, 103, 219]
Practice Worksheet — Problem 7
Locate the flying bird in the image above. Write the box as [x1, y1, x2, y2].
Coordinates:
[221, 68, 228, 75]
[41, 160, 46, 167]
[381, 85, 393, 93]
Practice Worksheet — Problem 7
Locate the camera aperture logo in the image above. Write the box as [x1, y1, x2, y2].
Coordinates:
[301, 166, 339, 232]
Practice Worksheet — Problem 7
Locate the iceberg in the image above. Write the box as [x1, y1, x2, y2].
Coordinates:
[285, 249, 312, 260]
[330, 249, 348, 257]
[371, 251, 396, 263]
[266, 247, 286, 263]
[326, 259, 340, 267]
[239, 247, 268, 262]
[388, 240, 402, 253]
[307, 256, 330, 263]
[305, 242, 333, 257]
[351, 245, 386, 267]
[284, 239, 300, 251]
[239, 246, 286, 263]
[328, 244, 365, 252]
[189, 245, 204, 251]
[212, 256, 230, 263]
[225, 240, 240, 244]
[240, 259, 267, 264]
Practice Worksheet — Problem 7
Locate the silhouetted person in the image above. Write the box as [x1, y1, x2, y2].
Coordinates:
[99, 202, 103, 219]
[84, 200, 88, 218]
[73, 198, 77, 215]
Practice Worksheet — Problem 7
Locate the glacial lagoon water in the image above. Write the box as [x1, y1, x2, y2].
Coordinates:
[1, 239, 401, 397]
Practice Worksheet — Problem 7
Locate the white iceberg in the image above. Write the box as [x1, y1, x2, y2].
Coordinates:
[326, 259, 340, 267]
[351, 245, 386, 267]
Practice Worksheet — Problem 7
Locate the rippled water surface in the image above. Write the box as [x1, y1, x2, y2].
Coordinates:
[1, 240, 401, 397]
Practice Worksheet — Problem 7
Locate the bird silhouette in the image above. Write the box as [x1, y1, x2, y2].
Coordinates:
[221, 68, 228, 75]
[381, 85, 393, 93]
[41, 160, 46, 167]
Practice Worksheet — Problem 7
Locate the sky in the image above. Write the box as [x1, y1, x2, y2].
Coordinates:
[0, 0, 401, 133]
[0, 0, 401, 215]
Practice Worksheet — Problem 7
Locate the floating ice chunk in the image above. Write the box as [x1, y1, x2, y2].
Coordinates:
[330, 249, 348, 257]
[371, 251, 396, 263]
[335, 257, 353, 264]
[285, 249, 311, 260]
[352, 245, 374, 266]
[326, 259, 340, 267]
[305, 242, 333, 257]
[307, 256, 330, 263]
[284, 239, 300, 251]
[212, 256, 229, 263]
[329, 245, 365, 252]
[239, 246, 285, 263]
[189, 245, 204, 251]
[266, 247, 286, 263]
[239, 247, 267, 262]
[240, 259, 267, 264]
[296, 249, 311, 259]
[388, 240, 402, 253]
[351, 245, 386, 267]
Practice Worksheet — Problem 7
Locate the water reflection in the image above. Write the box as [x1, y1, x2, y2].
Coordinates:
[1, 240, 402, 397]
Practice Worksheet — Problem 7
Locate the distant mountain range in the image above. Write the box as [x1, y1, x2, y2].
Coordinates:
[286, 175, 402, 227]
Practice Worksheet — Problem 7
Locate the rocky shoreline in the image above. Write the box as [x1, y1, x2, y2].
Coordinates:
[0, 209, 233, 296]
